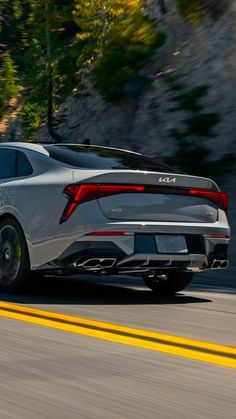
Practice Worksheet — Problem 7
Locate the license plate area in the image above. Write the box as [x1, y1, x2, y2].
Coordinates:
[155, 235, 188, 254]
[135, 234, 157, 254]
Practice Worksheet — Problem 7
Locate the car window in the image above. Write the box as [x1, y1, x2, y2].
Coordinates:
[0, 149, 17, 179]
[17, 151, 33, 177]
[44, 145, 179, 173]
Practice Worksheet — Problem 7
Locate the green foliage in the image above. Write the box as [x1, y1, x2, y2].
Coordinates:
[0, 0, 29, 67]
[178, 0, 207, 22]
[173, 86, 209, 112]
[25, 0, 78, 103]
[164, 74, 184, 91]
[1, 0, 166, 139]
[20, 102, 45, 141]
[178, 0, 229, 22]
[1, 0, 79, 106]
[0, 53, 20, 114]
[92, 7, 166, 101]
[73, 0, 165, 101]
[73, 0, 137, 63]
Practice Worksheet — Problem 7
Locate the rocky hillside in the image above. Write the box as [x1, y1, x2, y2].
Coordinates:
[33, 0, 236, 164]
[2, 1, 236, 166]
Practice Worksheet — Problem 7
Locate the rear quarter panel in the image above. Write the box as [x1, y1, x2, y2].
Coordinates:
[5, 165, 110, 269]
[5, 165, 74, 268]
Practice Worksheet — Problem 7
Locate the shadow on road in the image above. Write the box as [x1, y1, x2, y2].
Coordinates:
[0, 275, 211, 306]
[192, 271, 236, 292]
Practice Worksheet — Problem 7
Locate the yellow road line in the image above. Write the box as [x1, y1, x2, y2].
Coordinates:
[0, 301, 235, 369]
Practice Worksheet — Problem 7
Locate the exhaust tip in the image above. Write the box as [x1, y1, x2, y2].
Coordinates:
[211, 259, 229, 270]
[76, 258, 117, 270]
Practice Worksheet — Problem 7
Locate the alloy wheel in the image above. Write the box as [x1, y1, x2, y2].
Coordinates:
[0, 225, 22, 285]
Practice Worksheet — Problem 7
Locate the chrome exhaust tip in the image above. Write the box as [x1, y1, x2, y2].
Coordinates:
[211, 259, 229, 270]
[76, 258, 117, 270]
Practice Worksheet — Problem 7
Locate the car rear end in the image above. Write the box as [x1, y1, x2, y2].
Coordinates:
[60, 174, 229, 275]
[42, 144, 229, 278]
[2, 143, 230, 294]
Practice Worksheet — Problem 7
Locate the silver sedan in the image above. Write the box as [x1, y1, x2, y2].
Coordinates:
[0, 142, 230, 293]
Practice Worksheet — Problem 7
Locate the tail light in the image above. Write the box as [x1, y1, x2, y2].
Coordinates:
[205, 234, 230, 239]
[188, 189, 229, 213]
[60, 184, 98, 223]
[60, 183, 229, 224]
[60, 184, 145, 223]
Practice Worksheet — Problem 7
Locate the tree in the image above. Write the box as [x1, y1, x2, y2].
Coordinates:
[92, 9, 166, 100]
[0, 0, 166, 137]
[0, 52, 19, 114]
[0, 0, 29, 66]
[73, 0, 166, 101]
[73, 0, 141, 65]
[158, 0, 167, 14]
[23, 0, 78, 140]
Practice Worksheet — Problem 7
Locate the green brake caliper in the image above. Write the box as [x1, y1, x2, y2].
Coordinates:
[14, 242, 22, 262]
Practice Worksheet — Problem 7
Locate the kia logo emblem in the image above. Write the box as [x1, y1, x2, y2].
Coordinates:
[159, 177, 176, 183]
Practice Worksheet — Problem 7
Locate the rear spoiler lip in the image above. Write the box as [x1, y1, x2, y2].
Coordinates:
[72, 169, 220, 191]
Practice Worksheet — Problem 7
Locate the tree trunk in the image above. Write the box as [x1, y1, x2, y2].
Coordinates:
[45, 1, 63, 142]
[159, 0, 167, 14]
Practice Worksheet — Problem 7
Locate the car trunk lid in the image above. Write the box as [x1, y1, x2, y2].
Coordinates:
[72, 170, 222, 223]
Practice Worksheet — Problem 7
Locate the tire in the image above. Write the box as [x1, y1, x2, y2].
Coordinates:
[0, 218, 33, 293]
[143, 271, 194, 295]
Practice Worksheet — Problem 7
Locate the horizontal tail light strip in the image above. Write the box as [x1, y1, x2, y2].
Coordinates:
[204, 234, 230, 239]
[60, 184, 229, 224]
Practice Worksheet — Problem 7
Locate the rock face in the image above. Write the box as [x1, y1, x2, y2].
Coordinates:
[36, 0, 236, 163]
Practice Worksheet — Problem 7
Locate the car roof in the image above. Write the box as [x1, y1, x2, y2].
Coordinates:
[0, 142, 49, 156]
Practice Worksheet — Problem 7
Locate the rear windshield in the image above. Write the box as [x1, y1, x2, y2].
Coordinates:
[44, 145, 178, 173]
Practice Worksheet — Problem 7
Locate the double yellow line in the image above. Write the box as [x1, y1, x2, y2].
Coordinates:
[0, 301, 235, 369]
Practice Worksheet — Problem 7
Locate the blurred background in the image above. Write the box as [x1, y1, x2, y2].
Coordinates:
[0, 0, 235, 280]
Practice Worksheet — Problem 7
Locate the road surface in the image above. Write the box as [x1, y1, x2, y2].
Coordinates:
[0, 273, 235, 419]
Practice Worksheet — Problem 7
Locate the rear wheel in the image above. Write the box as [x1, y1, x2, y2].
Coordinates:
[143, 271, 194, 295]
[0, 218, 33, 293]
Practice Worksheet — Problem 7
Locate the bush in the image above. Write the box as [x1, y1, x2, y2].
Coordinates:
[166, 80, 221, 176]
[0, 53, 20, 116]
[20, 103, 45, 141]
[92, 11, 166, 101]
[173, 86, 209, 112]
[178, 0, 229, 22]
[166, 137, 211, 175]
[185, 113, 219, 137]
[178, 0, 207, 21]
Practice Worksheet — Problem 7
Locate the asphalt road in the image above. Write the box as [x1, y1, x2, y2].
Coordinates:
[0, 274, 235, 419]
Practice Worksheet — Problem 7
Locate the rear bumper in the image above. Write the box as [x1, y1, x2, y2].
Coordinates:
[28, 197, 230, 270]
[38, 234, 229, 275]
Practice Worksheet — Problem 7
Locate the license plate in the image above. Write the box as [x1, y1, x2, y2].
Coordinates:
[155, 235, 188, 254]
